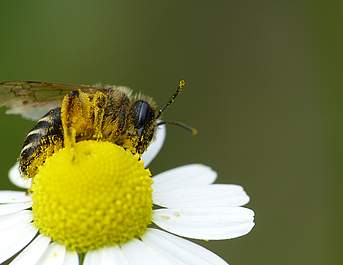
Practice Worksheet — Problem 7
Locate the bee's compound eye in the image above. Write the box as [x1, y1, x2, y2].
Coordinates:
[132, 100, 154, 129]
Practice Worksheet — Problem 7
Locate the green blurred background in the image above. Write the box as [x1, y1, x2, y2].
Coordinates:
[0, 1, 340, 264]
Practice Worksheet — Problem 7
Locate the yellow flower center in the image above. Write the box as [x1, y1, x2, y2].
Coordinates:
[31, 140, 152, 253]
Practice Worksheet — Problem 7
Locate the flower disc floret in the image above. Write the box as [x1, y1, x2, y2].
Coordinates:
[31, 140, 152, 253]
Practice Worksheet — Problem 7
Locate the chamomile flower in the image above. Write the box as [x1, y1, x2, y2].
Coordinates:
[1, 126, 254, 265]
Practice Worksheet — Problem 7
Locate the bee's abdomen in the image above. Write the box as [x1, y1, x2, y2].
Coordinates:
[20, 107, 64, 178]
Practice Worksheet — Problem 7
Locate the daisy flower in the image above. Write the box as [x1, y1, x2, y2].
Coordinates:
[1, 125, 254, 265]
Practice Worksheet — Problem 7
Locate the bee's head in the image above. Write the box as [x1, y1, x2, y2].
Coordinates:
[130, 99, 156, 154]
[129, 80, 192, 154]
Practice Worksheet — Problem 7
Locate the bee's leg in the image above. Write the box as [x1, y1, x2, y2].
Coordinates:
[61, 90, 92, 148]
[91, 91, 107, 140]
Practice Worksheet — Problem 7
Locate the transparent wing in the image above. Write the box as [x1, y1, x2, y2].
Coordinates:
[0, 81, 104, 120]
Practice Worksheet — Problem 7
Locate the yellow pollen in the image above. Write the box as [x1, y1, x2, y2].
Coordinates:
[31, 140, 152, 253]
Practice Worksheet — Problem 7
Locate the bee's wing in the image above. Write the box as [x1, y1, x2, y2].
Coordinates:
[0, 81, 103, 120]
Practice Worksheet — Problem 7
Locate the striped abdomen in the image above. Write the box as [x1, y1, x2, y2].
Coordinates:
[19, 107, 64, 178]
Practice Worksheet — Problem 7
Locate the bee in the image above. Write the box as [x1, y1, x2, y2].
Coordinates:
[0, 80, 193, 178]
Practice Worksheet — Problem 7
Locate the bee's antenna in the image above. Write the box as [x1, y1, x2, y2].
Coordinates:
[156, 80, 186, 119]
[157, 120, 198, 136]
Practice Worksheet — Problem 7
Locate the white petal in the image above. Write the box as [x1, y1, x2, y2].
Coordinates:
[153, 207, 255, 240]
[121, 239, 172, 265]
[0, 191, 31, 203]
[9, 235, 50, 265]
[153, 184, 249, 208]
[0, 210, 33, 230]
[36, 242, 66, 265]
[84, 250, 101, 265]
[0, 201, 32, 216]
[142, 228, 229, 265]
[9, 163, 31, 189]
[153, 164, 217, 193]
[95, 247, 116, 265]
[85, 246, 131, 265]
[62, 251, 79, 265]
[141, 124, 166, 167]
[110, 247, 131, 265]
[0, 223, 37, 264]
[0, 222, 36, 250]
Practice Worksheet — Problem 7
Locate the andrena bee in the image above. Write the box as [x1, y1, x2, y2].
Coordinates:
[0, 80, 192, 178]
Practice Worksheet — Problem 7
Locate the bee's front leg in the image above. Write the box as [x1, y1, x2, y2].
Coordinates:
[61, 90, 92, 148]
